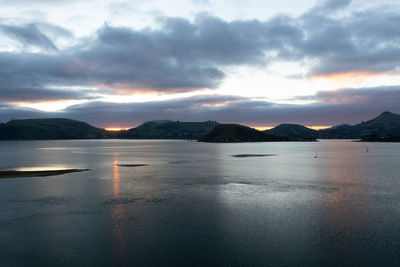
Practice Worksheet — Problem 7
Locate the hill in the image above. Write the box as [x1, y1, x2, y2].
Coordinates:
[265, 124, 317, 141]
[123, 120, 218, 139]
[1, 111, 399, 141]
[198, 124, 291, 142]
[319, 111, 400, 139]
[0, 118, 107, 140]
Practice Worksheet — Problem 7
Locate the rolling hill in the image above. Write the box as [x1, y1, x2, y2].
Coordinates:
[265, 124, 317, 141]
[1, 111, 399, 141]
[0, 118, 107, 140]
[198, 124, 291, 142]
[318, 111, 400, 139]
[123, 120, 218, 139]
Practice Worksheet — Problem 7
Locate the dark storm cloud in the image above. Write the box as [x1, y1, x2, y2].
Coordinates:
[0, 23, 58, 51]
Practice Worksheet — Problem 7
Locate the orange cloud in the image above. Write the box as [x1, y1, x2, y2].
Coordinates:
[201, 102, 229, 107]
[311, 71, 392, 83]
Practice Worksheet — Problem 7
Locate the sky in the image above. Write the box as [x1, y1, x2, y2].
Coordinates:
[0, 0, 400, 128]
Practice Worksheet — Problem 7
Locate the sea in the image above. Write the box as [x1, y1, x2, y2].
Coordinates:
[0, 139, 399, 266]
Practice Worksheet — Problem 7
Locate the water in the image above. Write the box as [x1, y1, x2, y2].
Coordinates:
[0, 140, 399, 266]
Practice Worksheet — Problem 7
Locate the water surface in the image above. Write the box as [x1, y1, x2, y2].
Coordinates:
[0, 140, 399, 266]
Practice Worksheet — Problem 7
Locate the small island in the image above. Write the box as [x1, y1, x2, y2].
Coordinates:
[0, 169, 90, 179]
[198, 124, 294, 142]
[115, 164, 149, 167]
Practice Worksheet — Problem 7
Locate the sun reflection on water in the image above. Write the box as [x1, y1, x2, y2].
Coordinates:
[112, 153, 128, 263]
[113, 157, 120, 197]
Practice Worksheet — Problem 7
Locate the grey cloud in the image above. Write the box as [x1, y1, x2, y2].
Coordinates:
[0, 23, 58, 51]
[76, 11, 400, 87]
[1, 5, 400, 102]
[0, 52, 106, 101]
[311, 0, 352, 13]
[300, 9, 400, 76]
[0, 103, 48, 123]
[311, 86, 400, 105]
[86, 15, 301, 88]
[0, 0, 79, 4]
[0, 85, 101, 102]
[36, 22, 73, 39]
[0, 15, 301, 101]
[2, 90, 399, 127]
[53, 89, 400, 127]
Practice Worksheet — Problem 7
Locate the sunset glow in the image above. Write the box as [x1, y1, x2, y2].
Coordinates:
[310, 71, 384, 83]
[105, 128, 129, 131]
[253, 125, 332, 131]
[307, 126, 332, 130]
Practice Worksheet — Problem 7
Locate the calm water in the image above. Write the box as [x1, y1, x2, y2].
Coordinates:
[0, 140, 399, 266]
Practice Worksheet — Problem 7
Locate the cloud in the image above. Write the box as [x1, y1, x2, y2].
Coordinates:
[1, 89, 399, 127]
[0, 0, 80, 4]
[0, 52, 106, 102]
[0, 4, 400, 107]
[81, 15, 302, 90]
[300, 8, 400, 77]
[0, 23, 58, 52]
[311, 86, 400, 105]
[0, 15, 302, 100]
[0, 103, 48, 123]
[311, 0, 353, 14]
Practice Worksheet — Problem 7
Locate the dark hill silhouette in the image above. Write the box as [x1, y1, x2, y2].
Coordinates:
[123, 120, 218, 139]
[1, 111, 399, 141]
[318, 111, 400, 138]
[265, 124, 317, 141]
[0, 118, 107, 140]
[198, 124, 290, 142]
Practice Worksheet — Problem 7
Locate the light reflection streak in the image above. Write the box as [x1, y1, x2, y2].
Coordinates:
[113, 155, 120, 197]
[112, 152, 128, 262]
[321, 141, 366, 231]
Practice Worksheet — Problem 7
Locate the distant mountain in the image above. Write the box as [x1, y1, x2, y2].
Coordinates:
[123, 120, 218, 139]
[0, 118, 107, 140]
[265, 124, 317, 141]
[198, 124, 291, 142]
[317, 124, 360, 139]
[319, 111, 400, 139]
